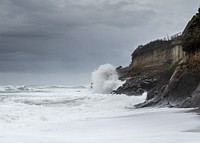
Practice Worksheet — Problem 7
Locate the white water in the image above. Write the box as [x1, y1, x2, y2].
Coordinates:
[0, 85, 200, 143]
[91, 64, 124, 94]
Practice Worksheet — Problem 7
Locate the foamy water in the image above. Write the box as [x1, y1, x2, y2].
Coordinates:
[0, 85, 146, 126]
[0, 85, 200, 143]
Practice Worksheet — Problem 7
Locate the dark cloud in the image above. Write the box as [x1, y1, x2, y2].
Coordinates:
[0, 31, 50, 39]
[0, 0, 199, 85]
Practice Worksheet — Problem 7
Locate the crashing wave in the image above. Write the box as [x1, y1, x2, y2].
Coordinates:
[91, 64, 124, 94]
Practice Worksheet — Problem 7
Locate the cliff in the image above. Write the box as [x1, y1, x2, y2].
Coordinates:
[130, 39, 183, 74]
[115, 8, 200, 108]
[115, 38, 184, 96]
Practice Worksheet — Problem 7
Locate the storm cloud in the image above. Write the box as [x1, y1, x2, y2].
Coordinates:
[0, 0, 199, 85]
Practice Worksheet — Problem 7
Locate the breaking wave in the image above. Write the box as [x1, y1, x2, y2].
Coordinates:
[91, 64, 124, 94]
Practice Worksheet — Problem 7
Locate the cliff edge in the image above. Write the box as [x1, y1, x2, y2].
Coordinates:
[115, 8, 200, 108]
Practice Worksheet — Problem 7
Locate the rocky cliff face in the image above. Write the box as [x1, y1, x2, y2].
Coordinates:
[114, 39, 184, 96]
[115, 8, 200, 108]
[135, 49, 200, 108]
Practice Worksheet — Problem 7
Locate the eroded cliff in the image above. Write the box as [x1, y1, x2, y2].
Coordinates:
[115, 38, 184, 97]
[115, 8, 200, 108]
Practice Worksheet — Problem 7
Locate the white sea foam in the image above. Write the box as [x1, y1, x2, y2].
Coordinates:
[0, 86, 199, 143]
[0, 86, 146, 123]
[91, 64, 124, 94]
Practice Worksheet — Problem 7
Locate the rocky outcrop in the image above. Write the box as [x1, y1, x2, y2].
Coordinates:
[136, 50, 200, 108]
[114, 39, 183, 96]
[115, 8, 200, 108]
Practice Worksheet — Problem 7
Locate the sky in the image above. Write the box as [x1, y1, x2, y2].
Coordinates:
[0, 0, 199, 85]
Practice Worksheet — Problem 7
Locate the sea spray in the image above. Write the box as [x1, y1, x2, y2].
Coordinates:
[91, 64, 124, 94]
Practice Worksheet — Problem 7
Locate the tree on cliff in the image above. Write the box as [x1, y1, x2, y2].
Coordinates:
[182, 7, 200, 51]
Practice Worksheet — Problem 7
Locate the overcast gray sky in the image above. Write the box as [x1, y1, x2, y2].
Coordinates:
[0, 0, 199, 85]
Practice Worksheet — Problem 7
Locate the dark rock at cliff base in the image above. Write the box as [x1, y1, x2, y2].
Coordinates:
[165, 70, 200, 107]
[136, 68, 200, 108]
[114, 67, 174, 101]
[113, 73, 159, 96]
[189, 84, 200, 107]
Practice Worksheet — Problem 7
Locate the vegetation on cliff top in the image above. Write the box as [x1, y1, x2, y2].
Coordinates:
[131, 39, 171, 59]
[182, 8, 200, 51]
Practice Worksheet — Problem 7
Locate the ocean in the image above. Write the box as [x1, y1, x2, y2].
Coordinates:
[0, 85, 200, 143]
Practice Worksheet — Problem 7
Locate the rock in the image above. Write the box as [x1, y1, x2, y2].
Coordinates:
[163, 69, 200, 107]
[134, 55, 200, 108]
[113, 72, 160, 96]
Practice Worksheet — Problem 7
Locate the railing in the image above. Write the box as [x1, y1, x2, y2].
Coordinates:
[162, 32, 182, 41]
[171, 32, 182, 40]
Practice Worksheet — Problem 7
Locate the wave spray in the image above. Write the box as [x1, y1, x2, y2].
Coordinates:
[91, 64, 123, 94]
